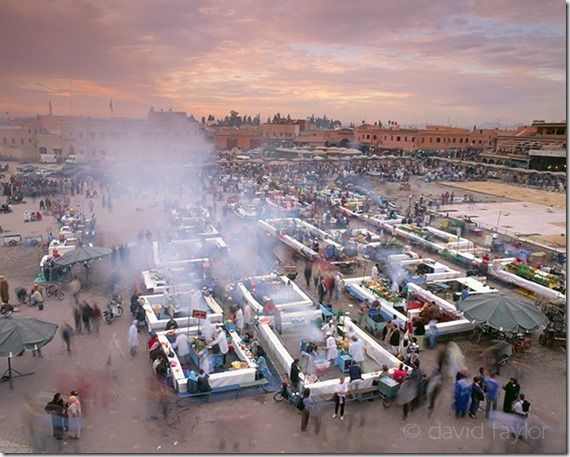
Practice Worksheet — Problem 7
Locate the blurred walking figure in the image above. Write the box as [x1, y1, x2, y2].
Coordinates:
[90, 303, 102, 334]
[62, 322, 73, 353]
[426, 367, 444, 417]
[128, 320, 138, 356]
[81, 301, 91, 334]
[67, 392, 82, 439]
[333, 272, 342, 300]
[484, 372, 500, 418]
[317, 277, 327, 304]
[303, 262, 312, 289]
[0, 275, 9, 303]
[44, 393, 65, 440]
[69, 276, 81, 304]
[301, 388, 322, 434]
[73, 304, 83, 334]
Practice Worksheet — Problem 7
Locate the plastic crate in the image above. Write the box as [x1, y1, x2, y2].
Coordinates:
[377, 376, 400, 399]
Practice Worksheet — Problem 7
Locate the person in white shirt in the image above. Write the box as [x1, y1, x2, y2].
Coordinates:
[173, 332, 190, 367]
[370, 264, 379, 280]
[333, 272, 343, 300]
[333, 375, 348, 420]
[235, 307, 244, 334]
[321, 319, 336, 338]
[325, 333, 338, 362]
[128, 320, 138, 356]
[348, 336, 365, 367]
[345, 324, 356, 341]
[201, 318, 215, 343]
[208, 328, 229, 365]
[243, 303, 252, 328]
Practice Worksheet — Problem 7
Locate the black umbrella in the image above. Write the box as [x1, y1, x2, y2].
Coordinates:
[0, 316, 58, 387]
[53, 245, 112, 267]
[457, 294, 548, 333]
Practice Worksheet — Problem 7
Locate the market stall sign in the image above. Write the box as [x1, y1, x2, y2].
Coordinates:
[192, 310, 207, 319]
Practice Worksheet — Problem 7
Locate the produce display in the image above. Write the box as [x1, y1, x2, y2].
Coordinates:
[398, 225, 436, 242]
[505, 262, 565, 292]
[362, 278, 403, 303]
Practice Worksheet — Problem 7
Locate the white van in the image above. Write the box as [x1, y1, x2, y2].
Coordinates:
[40, 154, 58, 164]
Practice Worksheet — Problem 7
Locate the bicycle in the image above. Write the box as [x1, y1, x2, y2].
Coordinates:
[46, 284, 65, 300]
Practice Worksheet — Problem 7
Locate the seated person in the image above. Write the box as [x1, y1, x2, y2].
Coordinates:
[0, 302, 14, 316]
[165, 317, 178, 331]
[187, 370, 199, 393]
[197, 369, 212, 392]
[147, 332, 159, 351]
[392, 363, 408, 383]
[153, 354, 168, 378]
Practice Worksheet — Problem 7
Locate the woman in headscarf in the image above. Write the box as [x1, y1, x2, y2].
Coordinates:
[67, 392, 82, 439]
[44, 393, 65, 439]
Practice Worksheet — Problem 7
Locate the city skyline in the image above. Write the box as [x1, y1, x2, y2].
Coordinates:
[0, 0, 565, 126]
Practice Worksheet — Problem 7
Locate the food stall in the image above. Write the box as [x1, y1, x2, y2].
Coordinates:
[488, 258, 566, 302]
[344, 276, 408, 329]
[157, 325, 258, 393]
[153, 238, 227, 268]
[256, 315, 407, 398]
[258, 217, 344, 260]
[393, 258, 463, 284]
[141, 289, 224, 331]
[384, 224, 474, 254]
[236, 274, 320, 326]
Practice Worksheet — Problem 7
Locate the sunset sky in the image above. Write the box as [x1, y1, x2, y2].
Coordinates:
[0, 0, 565, 126]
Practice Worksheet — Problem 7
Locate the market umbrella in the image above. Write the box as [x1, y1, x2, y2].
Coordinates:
[456, 294, 548, 333]
[0, 316, 58, 386]
[53, 245, 112, 267]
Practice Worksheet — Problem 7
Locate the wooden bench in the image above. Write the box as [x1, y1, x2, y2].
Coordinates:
[239, 378, 269, 389]
[347, 386, 379, 402]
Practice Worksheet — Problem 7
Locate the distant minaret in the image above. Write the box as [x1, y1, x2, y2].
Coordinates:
[48, 100, 52, 116]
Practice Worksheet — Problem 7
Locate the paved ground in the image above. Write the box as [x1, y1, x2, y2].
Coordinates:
[0, 178, 566, 453]
[441, 181, 566, 209]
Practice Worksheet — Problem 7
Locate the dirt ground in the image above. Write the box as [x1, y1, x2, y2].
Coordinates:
[0, 174, 566, 454]
[441, 181, 566, 209]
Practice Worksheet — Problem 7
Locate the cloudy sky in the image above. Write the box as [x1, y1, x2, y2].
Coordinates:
[0, 0, 565, 126]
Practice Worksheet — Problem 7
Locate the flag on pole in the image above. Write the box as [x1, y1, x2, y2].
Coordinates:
[109, 99, 114, 114]
[48, 100, 52, 116]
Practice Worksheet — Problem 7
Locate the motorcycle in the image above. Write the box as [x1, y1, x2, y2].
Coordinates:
[104, 295, 124, 324]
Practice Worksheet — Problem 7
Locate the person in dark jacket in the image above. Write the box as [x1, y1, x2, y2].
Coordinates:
[469, 376, 485, 418]
[289, 358, 301, 393]
[130, 292, 140, 317]
[197, 369, 212, 392]
[502, 377, 520, 413]
[81, 302, 91, 334]
[317, 278, 327, 304]
[165, 317, 178, 331]
[303, 262, 312, 289]
[44, 393, 65, 439]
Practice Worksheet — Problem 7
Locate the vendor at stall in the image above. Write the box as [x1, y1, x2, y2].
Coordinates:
[321, 319, 336, 338]
[348, 336, 366, 368]
[201, 318, 216, 343]
[208, 327, 229, 365]
[235, 306, 244, 334]
[325, 333, 338, 362]
[173, 332, 190, 367]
